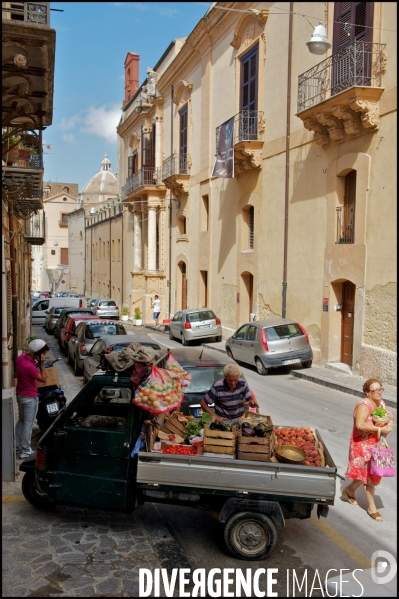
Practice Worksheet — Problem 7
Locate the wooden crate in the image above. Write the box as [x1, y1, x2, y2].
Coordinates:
[237, 432, 275, 462]
[240, 411, 273, 428]
[203, 423, 238, 455]
[160, 411, 188, 437]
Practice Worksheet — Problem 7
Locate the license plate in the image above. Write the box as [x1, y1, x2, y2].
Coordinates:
[192, 408, 203, 417]
[282, 358, 301, 365]
[46, 402, 59, 414]
[198, 324, 211, 329]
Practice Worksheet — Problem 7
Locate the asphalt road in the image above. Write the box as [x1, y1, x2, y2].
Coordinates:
[27, 324, 398, 596]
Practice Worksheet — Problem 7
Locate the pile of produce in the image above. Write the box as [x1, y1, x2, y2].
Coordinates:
[184, 412, 212, 439]
[134, 365, 183, 413]
[164, 352, 191, 387]
[161, 445, 197, 455]
[210, 420, 236, 432]
[370, 407, 390, 426]
[241, 421, 273, 437]
[274, 426, 322, 467]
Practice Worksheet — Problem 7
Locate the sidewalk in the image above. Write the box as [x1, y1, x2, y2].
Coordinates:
[143, 326, 397, 410]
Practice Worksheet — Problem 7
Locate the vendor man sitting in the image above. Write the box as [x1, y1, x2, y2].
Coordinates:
[200, 363, 258, 423]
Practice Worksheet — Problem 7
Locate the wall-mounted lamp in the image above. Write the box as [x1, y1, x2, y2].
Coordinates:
[54, 241, 58, 246]
[306, 21, 331, 55]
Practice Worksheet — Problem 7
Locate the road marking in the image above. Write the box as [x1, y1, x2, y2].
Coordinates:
[310, 515, 370, 569]
[2, 495, 26, 502]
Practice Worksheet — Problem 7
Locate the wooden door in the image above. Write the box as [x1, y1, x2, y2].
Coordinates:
[181, 263, 187, 310]
[341, 281, 355, 366]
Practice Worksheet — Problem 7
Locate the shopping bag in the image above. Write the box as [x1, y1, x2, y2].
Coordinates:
[164, 351, 191, 388]
[133, 365, 183, 414]
[370, 435, 395, 477]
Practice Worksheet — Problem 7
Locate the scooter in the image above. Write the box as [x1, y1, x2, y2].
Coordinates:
[36, 358, 67, 432]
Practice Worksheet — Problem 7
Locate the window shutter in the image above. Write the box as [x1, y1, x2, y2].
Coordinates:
[141, 130, 153, 168]
[179, 105, 188, 172]
[249, 206, 254, 249]
[7, 269, 12, 335]
[333, 2, 373, 51]
[128, 155, 133, 177]
[240, 45, 258, 111]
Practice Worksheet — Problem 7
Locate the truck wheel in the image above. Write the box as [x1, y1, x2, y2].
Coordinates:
[22, 471, 55, 511]
[224, 512, 277, 560]
[255, 358, 268, 376]
[168, 329, 174, 340]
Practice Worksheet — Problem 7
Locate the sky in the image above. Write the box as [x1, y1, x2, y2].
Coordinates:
[44, 2, 210, 191]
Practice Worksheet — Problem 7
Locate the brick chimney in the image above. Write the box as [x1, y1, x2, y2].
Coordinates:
[124, 52, 139, 106]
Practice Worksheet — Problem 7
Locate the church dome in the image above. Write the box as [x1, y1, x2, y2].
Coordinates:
[80, 154, 119, 205]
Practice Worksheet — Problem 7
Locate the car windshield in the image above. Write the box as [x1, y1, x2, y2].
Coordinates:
[184, 366, 225, 393]
[90, 324, 125, 338]
[265, 323, 303, 340]
[186, 310, 215, 322]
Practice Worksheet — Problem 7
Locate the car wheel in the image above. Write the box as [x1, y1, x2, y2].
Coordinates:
[82, 369, 88, 384]
[181, 334, 189, 346]
[255, 358, 268, 376]
[74, 357, 83, 376]
[215, 335, 222, 343]
[67, 348, 73, 366]
[48, 328, 54, 335]
[168, 329, 174, 340]
[22, 471, 55, 511]
[226, 347, 235, 360]
[59, 340, 64, 354]
[224, 512, 277, 560]
[302, 360, 312, 369]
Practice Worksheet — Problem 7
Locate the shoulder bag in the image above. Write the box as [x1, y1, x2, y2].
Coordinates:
[370, 433, 395, 477]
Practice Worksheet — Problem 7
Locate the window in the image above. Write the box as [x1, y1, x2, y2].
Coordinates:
[118, 239, 121, 260]
[177, 215, 186, 235]
[128, 151, 138, 177]
[60, 248, 69, 265]
[112, 240, 115, 260]
[179, 105, 188, 173]
[141, 125, 155, 174]
[240, 45, 258, 112]
[63, 187, 69, 193]
[242, 205, 254, 250]
[51, 250, 56, 255]
[63, 197, 67, 202]
[201, 195, 209, 231]
[247, 325, 257, 341]
[235, 325, 249, 341]
[60, 213, 68, 227]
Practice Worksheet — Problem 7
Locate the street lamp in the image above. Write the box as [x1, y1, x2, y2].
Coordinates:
[306, 21, 331, 55]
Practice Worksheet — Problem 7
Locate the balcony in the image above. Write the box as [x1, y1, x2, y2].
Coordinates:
[122, 167, 165, 200]
[215, 110, 265, 175]
[25, 212, 45, 245]
[336, 206, 355, 244]
[161, 153, 191, 195]
[2, 2, 50, 26]
[297, 41, 386, 148]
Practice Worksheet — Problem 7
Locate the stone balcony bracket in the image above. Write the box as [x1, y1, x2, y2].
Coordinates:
[234, 140, 264, 175]
[298, 87, 384, 148]
[162, 174, 190, 196]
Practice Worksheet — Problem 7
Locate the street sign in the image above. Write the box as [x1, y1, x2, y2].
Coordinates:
[61, 280, 65, 284]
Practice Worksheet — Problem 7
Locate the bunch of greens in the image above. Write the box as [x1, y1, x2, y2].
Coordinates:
[184, 412, 212, 439]
[371, 407, 386, 417]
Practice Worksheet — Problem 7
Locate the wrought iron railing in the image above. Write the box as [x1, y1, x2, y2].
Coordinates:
[298, 42, 386, 113]
[161, 153, 190, 181]
[336, 206, 355, 244]
[122, 167, 162, 198]
[216, 110, 264, 148]
[25, 212, 45, 240]
[2, 2, 50, 26]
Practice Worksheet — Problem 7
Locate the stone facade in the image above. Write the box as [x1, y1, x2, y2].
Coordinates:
[115, 2, 396, 384]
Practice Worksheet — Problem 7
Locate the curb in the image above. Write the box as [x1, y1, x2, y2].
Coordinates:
[291, 371, 397, 409]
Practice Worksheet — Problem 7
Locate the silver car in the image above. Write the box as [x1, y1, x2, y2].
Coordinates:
[82, 335, 162, 383]
[44, 306, 64, 334]
[225, 318, 313, 376]
[68, 320, 127, 376]
[91, 299, 120, 319]
[168, 308, 222, 346]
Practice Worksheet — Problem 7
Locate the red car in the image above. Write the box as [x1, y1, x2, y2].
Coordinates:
[59, 314, 100, 354]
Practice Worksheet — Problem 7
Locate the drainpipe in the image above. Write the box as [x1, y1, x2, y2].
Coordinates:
[282, 2, 293, 319]
[168, 85, 174, 319]
[8, 204, 18, 376]
[121, 205, 124, 304]
[90, 225, 93, 295]
[109, 211, 111, 298]
[2, 235, 9, 387]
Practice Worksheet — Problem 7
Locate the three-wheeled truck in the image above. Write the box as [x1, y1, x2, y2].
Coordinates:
[20, 372, 339, 560]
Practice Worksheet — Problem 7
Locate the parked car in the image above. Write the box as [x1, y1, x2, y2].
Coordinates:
[31, 297, 84, 326]
[44, 306, 64, 334]
[225, 318, 313, 376]
[168, 308, 222, 346]
[82, 335, 162, 383]
[59, 315, 100, 354]
[86, 297, 98, 308]
[68, 320, 128, 376]
[31, 290, 42, 299]
[54, 308, 96, 339]
[164, 347, 248, 417]
[91, 299, 120, 319]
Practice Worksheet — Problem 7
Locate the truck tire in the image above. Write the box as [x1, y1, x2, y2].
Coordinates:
[22, 471, 54, 511]
[224, 512, 277, 560]
[255, 358, 268, 376]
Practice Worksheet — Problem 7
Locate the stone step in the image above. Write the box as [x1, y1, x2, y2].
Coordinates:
[326, 362, 353, 374]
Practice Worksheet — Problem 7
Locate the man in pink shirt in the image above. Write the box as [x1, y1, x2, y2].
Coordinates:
[15, 339, 49, 459]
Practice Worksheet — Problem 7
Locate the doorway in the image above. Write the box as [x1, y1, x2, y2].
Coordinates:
[180, 262, 187, 310]
[240, 272, 253, 323]
[341, 281, 355, 366]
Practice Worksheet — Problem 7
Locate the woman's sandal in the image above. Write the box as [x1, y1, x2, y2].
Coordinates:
[367, 510, 383, 522]
[342, 488, 359, 505]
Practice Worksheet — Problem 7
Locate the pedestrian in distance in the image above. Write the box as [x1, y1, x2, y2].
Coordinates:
[200, 363, 259, 423]
[342, 378, 394, 522]
[15, 338, 49, 459]
[151, 295, 161, 327]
